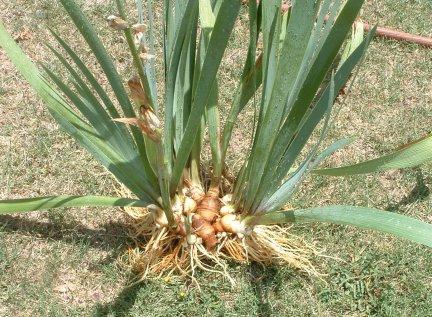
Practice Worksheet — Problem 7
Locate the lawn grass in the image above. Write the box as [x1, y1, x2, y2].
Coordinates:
[1, 0, 432, 316]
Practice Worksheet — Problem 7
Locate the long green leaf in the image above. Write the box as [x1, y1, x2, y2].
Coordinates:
[259, 0, 282, 117]
[221, 0, 260, 162]
[243, 0, 319, 211]
[49, 110, 160, 202]
[315, 134, 432, 176]
[0, 196, 147, 214]
[248, 205, 432, 247]
[0, 22, 159, 203]
[199, 0, 222, 181]
[255, 74, 337, 213]
[164, 0, 199, 174]
[52, 57, 157, 185]
[49, 30, 120, 118]
[257, 138, 354, 214]
[42, 64, 127, 155]
[170, 0, 241, 193]
[58, 0, 135, 118]
[174, 4, 198, 153]
[58, 0, 148, 165]
[42, 66, 159, 194]
[251, 25, 376, 210]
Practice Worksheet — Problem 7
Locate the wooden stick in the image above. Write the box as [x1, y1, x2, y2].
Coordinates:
[362, 22, 432, 47]
[274, 2, 432, 48]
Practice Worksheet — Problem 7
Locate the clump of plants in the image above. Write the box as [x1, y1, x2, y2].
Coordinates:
[1, 0, 431, 283]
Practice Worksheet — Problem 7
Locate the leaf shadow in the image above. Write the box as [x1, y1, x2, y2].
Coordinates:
[248, 263, 283, 317]
[93, 281, 146, 317]
[386, 169, 430, 212]
[0, 212, 151, 316]
[0, 214, 132, 266]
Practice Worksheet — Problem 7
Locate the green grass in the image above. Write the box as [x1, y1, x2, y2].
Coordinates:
[1, 0, 432, 316]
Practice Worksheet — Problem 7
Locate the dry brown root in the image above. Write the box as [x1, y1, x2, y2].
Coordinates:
[121, 206, 234, 285]
[117, 186, 320, 285]
[222, 225, 320, 276]
[196, 186, 220, 223]
[192, 214, 218, 250]
[185, 183, 205, 203]
[121, 206, 320, 284]
[213, 219, 224, 233]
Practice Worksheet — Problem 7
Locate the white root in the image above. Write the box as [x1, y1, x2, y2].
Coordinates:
[220, 214, 246, 234]
[148, 204, 169, 228]
[221, 194, 233, 205]
[187, 234, 198, 245]
[220, 204, 235, 216]
[183, 197, 197, 214]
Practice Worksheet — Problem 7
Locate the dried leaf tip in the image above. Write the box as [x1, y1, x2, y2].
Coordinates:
[128, 76, 151, 107]
[113, 115, 161, 143]
[131, 23, 146, 34]
[139, 52, 156, 61]
[132, 24, 146, 47]
[141, 107, 160, 131]
[138, 44, 155, 62]
[106, 15, 128, 30]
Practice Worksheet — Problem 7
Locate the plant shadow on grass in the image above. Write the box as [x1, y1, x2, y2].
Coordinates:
[0, 214, 131, 267]
[386, 169, 430, 212]
[248, 263, 283, 317]
[93, 281, 146, 317]
[0, 213, 153, 316]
